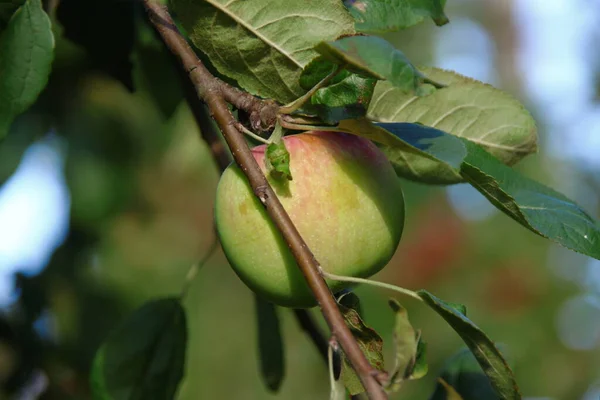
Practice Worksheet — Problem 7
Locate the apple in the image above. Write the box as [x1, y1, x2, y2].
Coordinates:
[214, 131, 405, 308]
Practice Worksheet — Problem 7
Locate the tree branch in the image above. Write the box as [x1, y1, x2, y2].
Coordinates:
[143, 2, 388, 399]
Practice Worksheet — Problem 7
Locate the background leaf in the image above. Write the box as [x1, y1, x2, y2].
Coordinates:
[255, 296, 285, 392]
[418, 291, 520, 400]
[429, 348, 501, 400]
[333, 119, 600, 260]
[0, 0, 23, 31]
[344, 0, 448, 33]
[434, 378, 465, 400]
[0, 0, 53, 139]
[90, 298, 187, 400]
[316, 36, 423, 93]
[172, 0, 355, 103]
[56, 0, 135, 91]
[368, 67, 538, 184]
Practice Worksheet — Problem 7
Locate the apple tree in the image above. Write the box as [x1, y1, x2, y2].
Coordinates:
[1, 0, 599, 399]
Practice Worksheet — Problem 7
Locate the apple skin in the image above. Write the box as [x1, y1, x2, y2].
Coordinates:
[214, 131, 405, 308]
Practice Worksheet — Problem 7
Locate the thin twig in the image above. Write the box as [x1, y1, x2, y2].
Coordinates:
[143, 2, 387, 399]
[321, 271, 424, 302]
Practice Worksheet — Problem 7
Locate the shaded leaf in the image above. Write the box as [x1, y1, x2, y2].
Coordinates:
[338, 295, 384, 395]
[172, 0, 355, 103]
[0, 0, 23, 31]
[430, 348, 501, 400]
[298, 57, 376, 123]
[345, 0, 448, 33]
[316, 36, 423, 93]
[56, 0, 135, 91]
[411, 338, 428, 380]
[309, 74, 376, 123]
[368, 68, 537, 183]
[265, 139, 292, 181]
[0, 0, 53, 139]
[330, 119, 600, 260]
[255, 296, 285, 392]
[90, 298, 187, 400]
[133, 18, 183, 119]
[299, 57, 351, 90]
[418, 291, 520, 400]
[435, 378, 465, 400]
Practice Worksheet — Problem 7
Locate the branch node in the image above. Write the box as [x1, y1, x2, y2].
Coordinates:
[254, 185, 269, 203]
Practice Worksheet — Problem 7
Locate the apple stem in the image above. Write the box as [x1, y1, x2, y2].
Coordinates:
[321, 270, 423, 302]
[279, 115, 345, 133]
[279, 64, 344, 115]
[236, 122, 271, 145]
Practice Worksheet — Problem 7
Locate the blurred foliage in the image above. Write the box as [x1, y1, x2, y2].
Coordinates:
[0, 0, 598, 399]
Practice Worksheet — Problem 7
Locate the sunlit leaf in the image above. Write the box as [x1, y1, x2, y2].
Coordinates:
[345, 0, 449, 33]
[90, 298, 187, 400]
[327, 119, 600, 260]
[255, 296, 285, 392]
[0, 0, 54, 139]
[368, 68, 537, 184]
[172, 0, 355, 103]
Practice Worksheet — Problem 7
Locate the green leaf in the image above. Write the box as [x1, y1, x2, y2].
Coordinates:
[310, 73, 377, 123]
[0, 0, 23, 31]
[345, 0, 449, 33]
[57, 0, 135, 90]
[172, 0, 355, 103]
[255, 296, 285, 392]
[299, 57, 350, 90]
[0, 0, 54, 139]
[430, 348, 502, 400]
[316, 36, 423, 93]
[298, 57, 377, 123]
[331, 119, 600, 260]
[417, 291, 520, 400]
[90, 298, 187, 400]
[338, 295, 384, 395]
[387, 299, 418, 392]
[368, 67, 538, 184]
[411, 338, 428, 380]
[265, 139, 292, 181]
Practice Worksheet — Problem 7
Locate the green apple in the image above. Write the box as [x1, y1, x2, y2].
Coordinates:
[214, 131, 405, 308]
